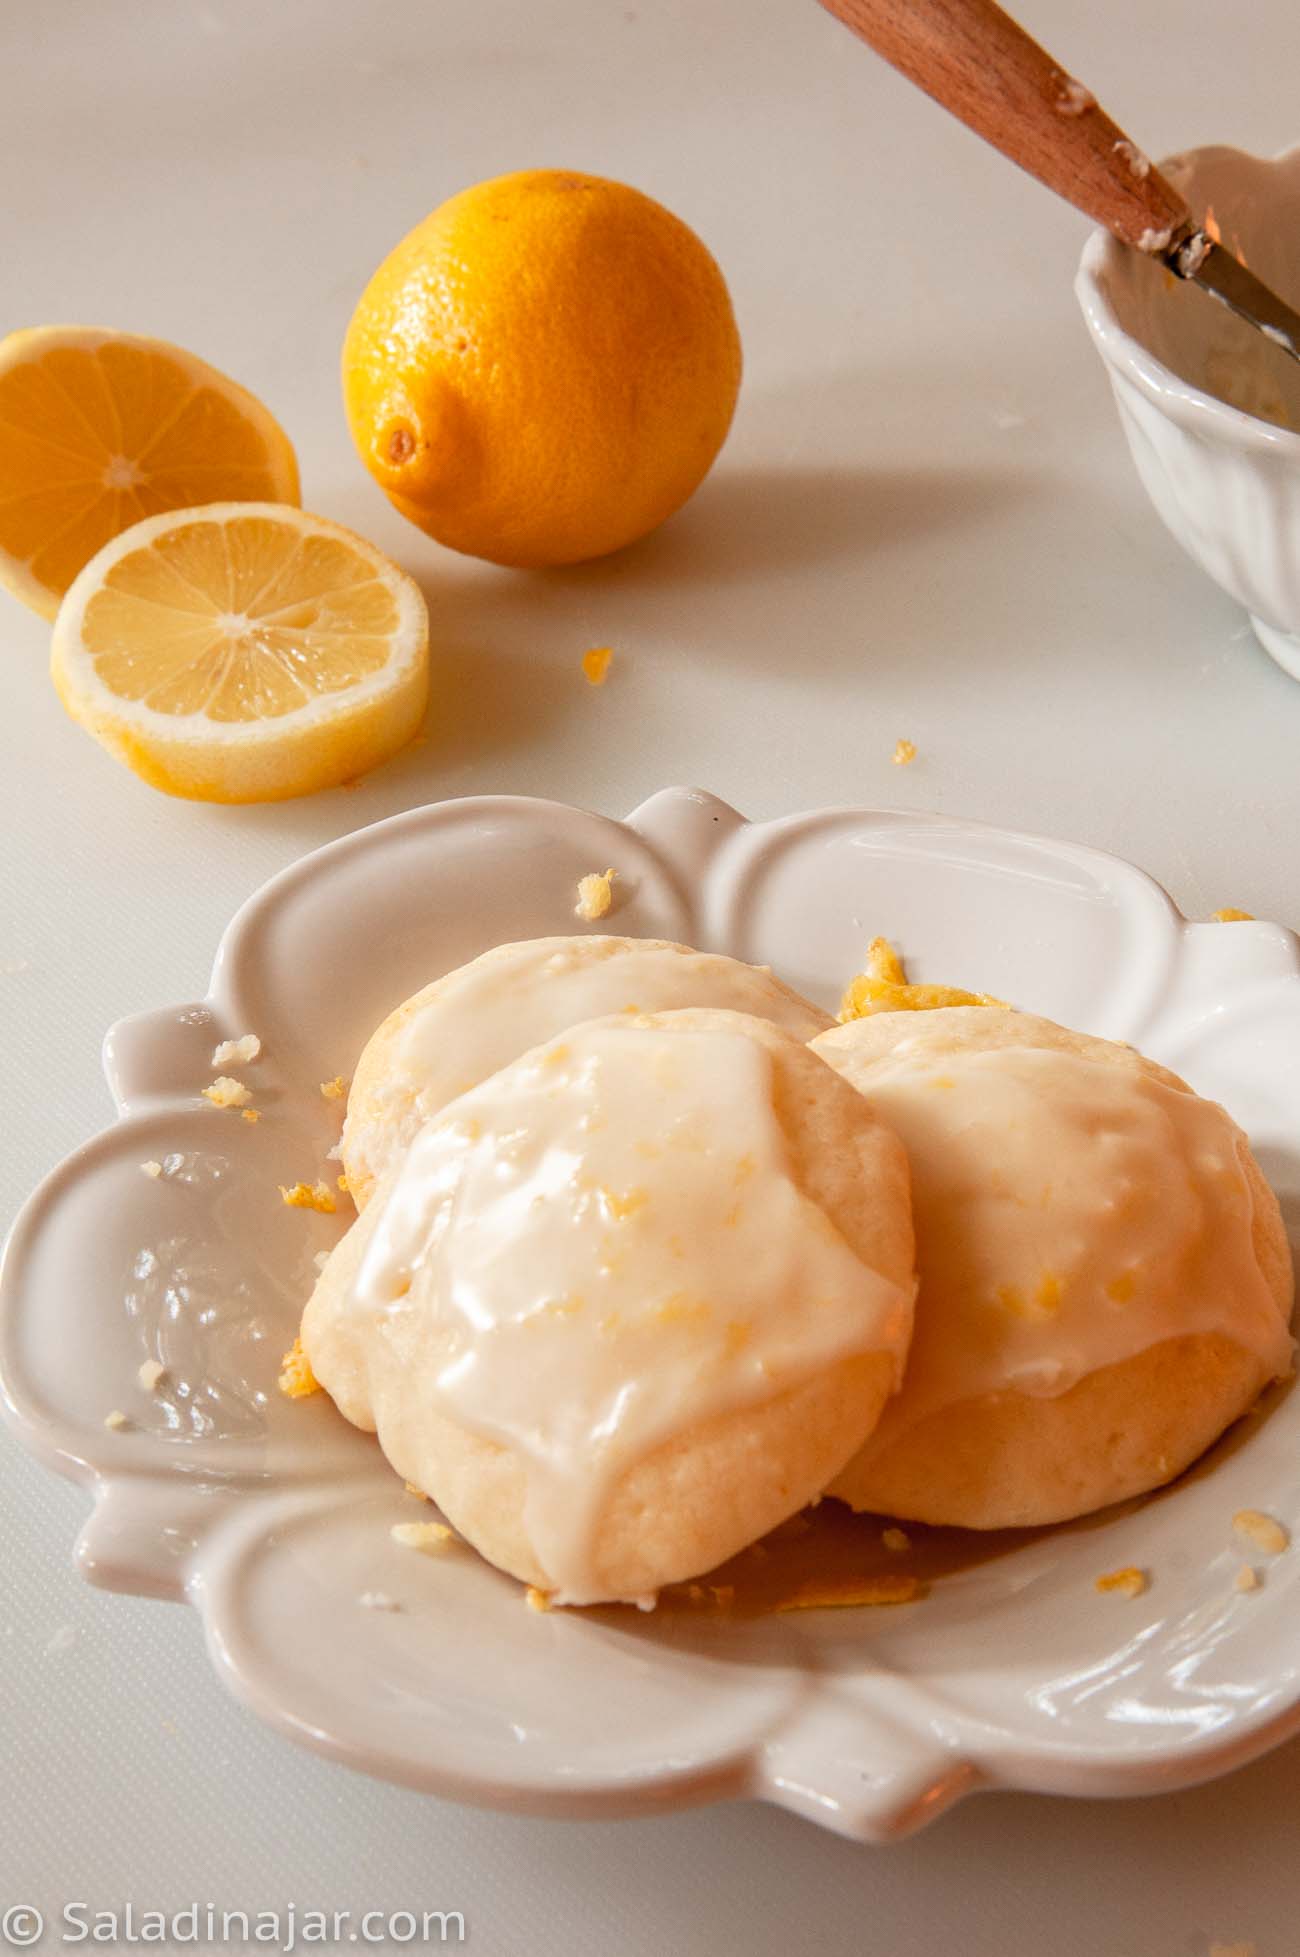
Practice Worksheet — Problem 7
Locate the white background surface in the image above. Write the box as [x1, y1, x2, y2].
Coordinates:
[3, 0, 1299, 1949]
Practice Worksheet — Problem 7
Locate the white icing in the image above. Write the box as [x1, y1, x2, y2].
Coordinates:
[1176, 229, 1212, 277]
[1055, 78, 1094, 116]
[1113, 139, 1151, 181]
[835, 1044, 1293, 1462]
[343, 937, 829, 1193]
[336, 1021, 912, 1604]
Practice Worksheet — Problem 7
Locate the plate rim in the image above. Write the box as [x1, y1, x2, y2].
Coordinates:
[3, 783, 1298, 1844]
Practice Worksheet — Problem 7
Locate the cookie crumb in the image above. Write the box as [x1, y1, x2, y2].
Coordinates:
[1211, 908, 1254, 923]
[525, 1585, 553, 1612]
[279, 1180, 336, 1214]
[882, 1526, 910, 1553]
[575, 868, 617, 922]
[390, 1521, 454, 1553]
[403, 1481, 431, 1500]
[137, 1360, 166, 1391]
[1233, 1509, 1289, 1555]
[319, 1076, 348, 1100]
[892, 738, 917, 766]
[313, 1249, 331, 1273]
[140, 1160, 163, 1179]
[358, 1591, 400, 1612]
[839, 935, 1008, 1022]
[1094, 1566, 1148, 1598]
[203, 1075, 251, 1110]
[103, 1409, 130, 1432]
[277, 1337, 320, 1399]
[1234, 1565, 1261, 1593]
[581, 645, 613, 686]
[211, 1033, 261, 1068]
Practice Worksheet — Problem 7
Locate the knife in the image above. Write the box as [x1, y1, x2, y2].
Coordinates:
[816, 0, 1300, 364]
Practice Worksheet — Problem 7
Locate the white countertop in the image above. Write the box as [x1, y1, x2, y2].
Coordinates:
[3, 0, 1298, 1948]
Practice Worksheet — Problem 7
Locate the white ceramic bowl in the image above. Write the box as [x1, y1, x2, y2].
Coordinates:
[3, 787, 1300, 1842]
[1076, 144, 1300, 680]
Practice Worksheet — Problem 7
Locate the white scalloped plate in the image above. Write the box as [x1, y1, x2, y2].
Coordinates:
[3, 788, 1299, 1842]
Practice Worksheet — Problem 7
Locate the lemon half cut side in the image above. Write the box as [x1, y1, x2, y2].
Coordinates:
[0, 326, 301, 618]
[51, 503, 429, 803]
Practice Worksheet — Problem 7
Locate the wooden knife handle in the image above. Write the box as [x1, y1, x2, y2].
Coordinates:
[816, 0, 1192, 252]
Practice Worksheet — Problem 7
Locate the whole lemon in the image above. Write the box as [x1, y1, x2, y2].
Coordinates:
[342, 170, 742, 567]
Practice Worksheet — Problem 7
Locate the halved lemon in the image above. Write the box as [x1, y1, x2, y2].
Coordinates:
[51, 504, 429, 802]
[0, 326, 300, 619]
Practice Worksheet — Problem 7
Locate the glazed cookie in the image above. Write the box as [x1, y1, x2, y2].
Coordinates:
[811, 1008, 1295, 1528]
[340, 936, 834, 1207]
[307, 1008, 916, 1605]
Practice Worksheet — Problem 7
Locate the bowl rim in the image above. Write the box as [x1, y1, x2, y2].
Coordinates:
[1075, 140, 1300, 457]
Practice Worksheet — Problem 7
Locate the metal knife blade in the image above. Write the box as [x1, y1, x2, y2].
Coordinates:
[1167, 234, 1300, 366]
